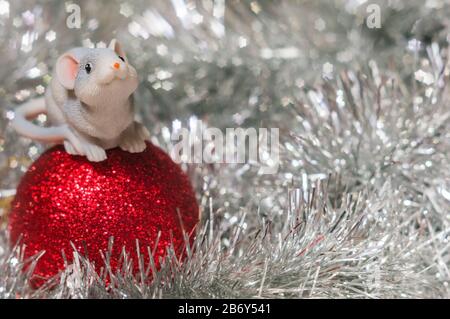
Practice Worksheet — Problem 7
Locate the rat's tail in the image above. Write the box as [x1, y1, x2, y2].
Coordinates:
[11, 98, 85, 153]
[11, 97, 66, 143]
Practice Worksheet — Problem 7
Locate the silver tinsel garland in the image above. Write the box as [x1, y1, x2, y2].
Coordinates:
[0, 0, 449, 298]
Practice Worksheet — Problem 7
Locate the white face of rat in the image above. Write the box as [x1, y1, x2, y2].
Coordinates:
[56, 39, 138, 107]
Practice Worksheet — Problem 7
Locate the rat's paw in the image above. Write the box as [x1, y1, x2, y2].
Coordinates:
[136, 123, 151, 141]
[84, 143, 107, 162]
[63, 128, 107, 162]
[119, 122, 148, 153]
[64, 141, 81, 155]
[119, 138, 146, 153]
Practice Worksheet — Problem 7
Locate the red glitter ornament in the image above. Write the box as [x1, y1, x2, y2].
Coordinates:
[9, 142, 199, 285]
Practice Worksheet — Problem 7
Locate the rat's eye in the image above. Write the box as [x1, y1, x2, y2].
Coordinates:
[84, 63, 92, 74]
[118, 55, 125, 62]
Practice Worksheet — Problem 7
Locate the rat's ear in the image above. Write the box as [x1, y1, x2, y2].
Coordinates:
[56, 52, 79, 90]
[109, 38, 127, 59]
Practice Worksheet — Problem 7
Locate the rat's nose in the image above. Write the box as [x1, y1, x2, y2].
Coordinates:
[113, 62, 120, 70]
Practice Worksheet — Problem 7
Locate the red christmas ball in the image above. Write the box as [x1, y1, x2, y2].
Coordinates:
[9, 142, 199, 285]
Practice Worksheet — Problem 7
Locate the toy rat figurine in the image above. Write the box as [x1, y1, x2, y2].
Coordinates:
[11, 39, 150, 162]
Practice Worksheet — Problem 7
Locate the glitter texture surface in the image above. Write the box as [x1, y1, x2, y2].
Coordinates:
[8, 142, 199, 284]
